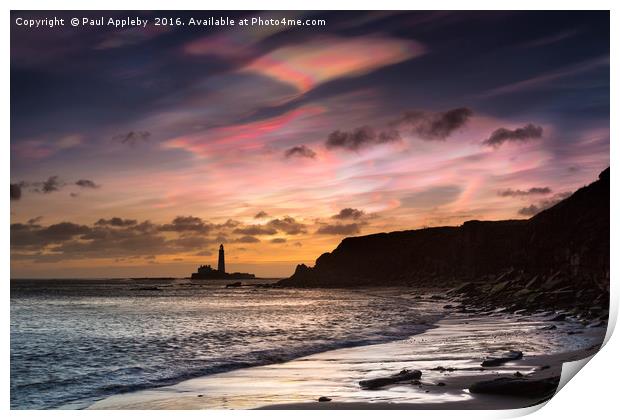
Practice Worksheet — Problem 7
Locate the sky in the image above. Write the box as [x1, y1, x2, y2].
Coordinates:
[10, 11, 609, 278]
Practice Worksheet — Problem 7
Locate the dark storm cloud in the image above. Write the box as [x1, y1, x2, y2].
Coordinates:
[518, 192, 572, 216]
[75, 179, 100, 189]
[266, 217, 307, 235]
[113, 130, 151, 146]
[498, 187, 552, 197]
[316, 223, 362, 235]
[10, 183, 22, 200]
[284, 145, 317, 159]
[326, 126, 401, 151]
[332, 208, 365, 220]
[233, 225, 277, 235]
[395, 107, 473, 140]
[159, 216, 212, 233]
[483, 124, 543, 147]
[254, 211, 269, 219]
[95, 217, 138, 227]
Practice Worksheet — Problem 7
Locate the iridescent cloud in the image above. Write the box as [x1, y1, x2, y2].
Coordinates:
[241, 35, 426, 93]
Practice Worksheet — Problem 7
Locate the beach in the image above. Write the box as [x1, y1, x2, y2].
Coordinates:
[88, 308, 606, 410]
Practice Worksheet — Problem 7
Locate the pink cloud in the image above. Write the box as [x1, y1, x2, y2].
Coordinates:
[241, 35, 426, 93]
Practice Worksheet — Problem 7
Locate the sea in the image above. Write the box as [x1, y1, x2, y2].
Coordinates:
[10, 278, 444, 409]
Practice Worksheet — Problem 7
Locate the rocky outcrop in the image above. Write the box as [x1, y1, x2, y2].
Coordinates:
[278, 169, 609, 295]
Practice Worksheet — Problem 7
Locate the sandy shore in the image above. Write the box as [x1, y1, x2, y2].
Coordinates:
[88, 307, 605, 410]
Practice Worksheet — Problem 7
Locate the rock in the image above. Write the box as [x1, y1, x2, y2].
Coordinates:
[359, 369, 422, 390]
[539, 325, 557, 331]
[481, 351, 523, 367]
[430, 366, 457, 372]
[538, 365, 550, 371]
[443, 304, 453, 309]
[197, 394, 204, 397]
[437, 382, 446, 386]
[550, 314, 566, 322]
[318, 396, 332, 402]
[514, 371, 524, 377]
[226, 281, 243, 288]
[587, 321, 605, 328]
[469, 376, 560, 398]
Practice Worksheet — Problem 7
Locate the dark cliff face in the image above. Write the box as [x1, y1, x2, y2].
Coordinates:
[279, 168, 609, 288]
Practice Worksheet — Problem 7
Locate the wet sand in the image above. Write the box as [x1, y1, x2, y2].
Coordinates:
[88, 308, 605, 410]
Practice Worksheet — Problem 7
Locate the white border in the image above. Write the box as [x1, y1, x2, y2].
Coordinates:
[3, 2, 617, 420]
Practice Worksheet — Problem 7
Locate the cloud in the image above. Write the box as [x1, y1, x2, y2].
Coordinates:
[401, 185, 462, 208]
[233, 235, 261, 243]
[270, 238, 287, 243]
[233, 225, 277, 235]
[95, 217, 138, 227]
[266, 216, 307, 235]
[242, 35, 426, 93]
[38, 176, 63, 193]
[498, 187, 552, 197]
[113, 131, 151, 146]
[332, 208, 365, 220]
[395, 107, 473, 140]
[518, 192, 572, 216]
[195, 250, 213, 257]
[10, 184, 22, 200]
[10, 215, 229, 261]
[326, 126, 401, 151]
[483, 124, 543, 147]
[159, 216, 212, 233]
[316, 223, 362, 235]
[75, 179, 100, 189]
[254, 211, 269, 219]
[482, 56, 609, 97]
[284, 145, 317, 159]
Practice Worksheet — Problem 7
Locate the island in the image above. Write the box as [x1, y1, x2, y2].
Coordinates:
[190, 244, 256, 280]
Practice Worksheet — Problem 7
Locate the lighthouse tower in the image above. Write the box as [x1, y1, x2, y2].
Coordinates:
[217, 244, 225, 273]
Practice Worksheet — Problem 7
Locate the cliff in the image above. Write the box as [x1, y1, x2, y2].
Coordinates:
[279, 168, 609, 291]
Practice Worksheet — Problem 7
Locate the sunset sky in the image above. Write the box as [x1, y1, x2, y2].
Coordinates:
[10, 11, 609, 278]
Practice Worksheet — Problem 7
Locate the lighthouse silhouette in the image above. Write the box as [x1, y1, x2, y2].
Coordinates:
[217, 244, 225, 273]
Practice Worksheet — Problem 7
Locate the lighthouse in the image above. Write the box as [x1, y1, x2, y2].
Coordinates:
[217, 244, 225, 273]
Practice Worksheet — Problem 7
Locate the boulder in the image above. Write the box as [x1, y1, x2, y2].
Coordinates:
[481, 351, 523, 367]
[359, 369, 422, 390]
[469, 376, 560, 398]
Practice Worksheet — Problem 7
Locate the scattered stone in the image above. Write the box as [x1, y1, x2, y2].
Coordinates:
[443, 304, 453, 309]
[318, 396, 332, 402]
[412, 380, 421, 385]
[514, 371, 523, 377]
[359, 369, 422, 390]
[437, 382, 446, 386]
[197, 394, 204, 397]
[550, 314, 566, 322]
[469, 376, 560, 398]
[481, 351, 523, 367]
